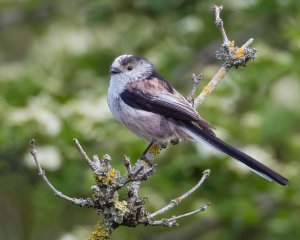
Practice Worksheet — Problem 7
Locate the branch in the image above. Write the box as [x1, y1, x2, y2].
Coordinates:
[186, 73, 203, 105]
[194, 66, 228, 108]
[193, 5, 256, 108]
[73, 138, 94, 168]
[29, 138, 210, 236]
[29, 139, 94, 207]
[213, 5, 228, 43]
[149, 204, 209, 227]
[149, 170, 210, 219]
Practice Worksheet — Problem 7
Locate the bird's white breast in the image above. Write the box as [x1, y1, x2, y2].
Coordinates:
[107, 75, 125, 122]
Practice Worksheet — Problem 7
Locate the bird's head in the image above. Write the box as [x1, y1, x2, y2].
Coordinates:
[110, 55, 154, 81]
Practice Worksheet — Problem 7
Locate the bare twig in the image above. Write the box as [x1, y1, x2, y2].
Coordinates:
[73, 138, 94, 168]
[124, 155, 133, 175]
[149, 204, 209, 227]
[122, 143, 160, 186]
[213, 5, 228, 43]
[29, 139, 94, 207]
[187, 73, 203, 104]
[120, 156, 155, 189]
[30, 138, 210, 233]
[242, 38, 254, 48]
[149, 169, 210, 218]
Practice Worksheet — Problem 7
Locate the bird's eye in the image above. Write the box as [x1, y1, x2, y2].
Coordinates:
[127, 66, 133, 71]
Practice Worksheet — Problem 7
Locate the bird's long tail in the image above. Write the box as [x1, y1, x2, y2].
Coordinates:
[181, 123, 289, 186]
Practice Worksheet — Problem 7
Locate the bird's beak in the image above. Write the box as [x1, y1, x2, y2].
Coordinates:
[110, 67, 121, 74]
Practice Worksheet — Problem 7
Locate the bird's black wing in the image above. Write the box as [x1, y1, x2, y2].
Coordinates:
[120, 88, 215, 135]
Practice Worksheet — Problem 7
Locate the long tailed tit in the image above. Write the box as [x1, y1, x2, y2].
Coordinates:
[107, 55, 288, 186]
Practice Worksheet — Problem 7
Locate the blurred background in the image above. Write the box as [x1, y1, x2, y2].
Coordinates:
[0, 0, 299, 239]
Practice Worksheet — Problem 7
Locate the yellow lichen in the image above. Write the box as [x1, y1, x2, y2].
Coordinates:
[104, 168, 117, 185]
[87, 219, 111, 240]
[228, 40, 235, 50]
[218, 69, 226, 79]
[202, 86, 211, 94]
[208, 82, 215, 88]
[95, 168, 117, 185]
[112, 193, 129, 214]
[235, 47, 245, 58]
[114, 200, 129, 213]
[108, 168, 116, 179]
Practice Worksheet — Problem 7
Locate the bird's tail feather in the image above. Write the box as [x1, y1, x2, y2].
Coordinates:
[181, 123, 289, 186]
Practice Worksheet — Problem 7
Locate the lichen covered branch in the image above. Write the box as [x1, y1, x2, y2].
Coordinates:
[193, 5, 256, 108]
[30, 139, 210, 239]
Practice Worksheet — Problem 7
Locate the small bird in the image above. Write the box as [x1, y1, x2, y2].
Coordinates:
[107, 55, 288, 186]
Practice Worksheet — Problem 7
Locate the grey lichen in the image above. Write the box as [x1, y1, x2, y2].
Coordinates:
[216, 41, 257, 68]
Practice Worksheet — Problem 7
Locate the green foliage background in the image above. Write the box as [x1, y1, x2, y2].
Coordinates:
[0, 0, 299, 239]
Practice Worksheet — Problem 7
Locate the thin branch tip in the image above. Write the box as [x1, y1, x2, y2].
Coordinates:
[213, 4, 223, 9]
[92, 155, 100, 162]
[187, 73, 203, 103]
[203, 169, 211, 176]
[192, 73, 203, 83]
[201, 203, 210, 209]
[102, 154, 112, 163]
[213, 4, 228, 43]
[123, 156, 132, 174]
[29, 139, 37, 154]
[242, 38, 254, 48]
[213, 5, 223, 14]
[72, 138, 79, 145]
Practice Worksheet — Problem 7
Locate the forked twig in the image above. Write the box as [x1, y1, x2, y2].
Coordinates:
[149, 170, 210, 219]
[29, 139, 94, 207]
[149, 204, 209, 227]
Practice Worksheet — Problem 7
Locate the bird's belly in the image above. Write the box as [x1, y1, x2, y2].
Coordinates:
[119, 101, 176, 143]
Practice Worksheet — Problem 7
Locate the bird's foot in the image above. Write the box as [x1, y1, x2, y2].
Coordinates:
[140, 143, 162, 165]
